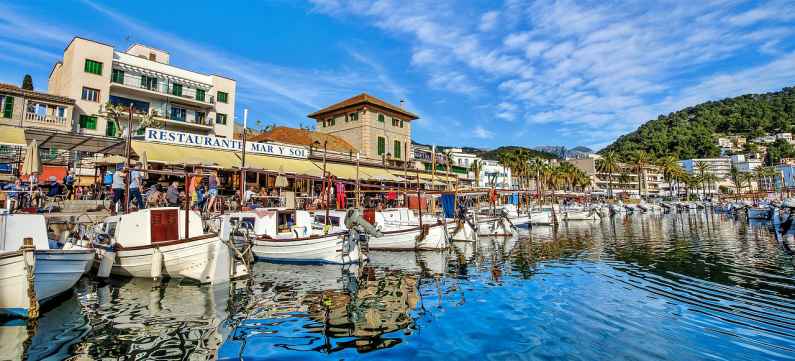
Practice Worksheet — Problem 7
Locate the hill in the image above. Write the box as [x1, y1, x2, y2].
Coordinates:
[478, 146, 559, 161]
[599, 86, 795, 160]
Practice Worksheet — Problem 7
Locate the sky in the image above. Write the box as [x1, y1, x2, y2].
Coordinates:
[1, 0, 795, 151]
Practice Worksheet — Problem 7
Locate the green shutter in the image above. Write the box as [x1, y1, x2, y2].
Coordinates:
[84, 59, 102, 75]
[394, 141, 401, 159]
[3, 96, 13, 119]
[378, 114, 384, 122]
[172, 84, 182, 96]
[217, 91, 228, 103]
[79, 115, 97, 130]
[216, 113, 227, 125]
[106, 120, 116, 136]
[196, 89, 205, 101]
[111, 69, 124, 83]
[378, 137, 385, 155]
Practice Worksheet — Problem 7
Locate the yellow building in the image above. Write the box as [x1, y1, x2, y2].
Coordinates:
[47, 37, 236, 139]
[308, 93, 417, 165]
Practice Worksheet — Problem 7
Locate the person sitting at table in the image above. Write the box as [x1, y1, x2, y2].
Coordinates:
[166, 181, 180, 207]
[244, 186, 256, 206]
[47, 176, 61, 198]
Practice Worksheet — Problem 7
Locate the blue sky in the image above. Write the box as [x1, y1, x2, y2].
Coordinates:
[2, 1, 795, 150]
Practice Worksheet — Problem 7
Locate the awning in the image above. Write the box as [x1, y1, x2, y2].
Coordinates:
[324, 163, 359, 180]
[131, 141, 240, 168]
[361, 167, 403, 182]
[25, 128, 125, 154]
[245, 154, 323, 178]
[0, 125, 26, 146]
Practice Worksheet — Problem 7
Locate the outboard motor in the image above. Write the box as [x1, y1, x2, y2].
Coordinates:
[344, 208, 383, 260]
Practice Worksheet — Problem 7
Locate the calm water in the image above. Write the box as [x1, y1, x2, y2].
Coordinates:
[4, 212, 795, 360]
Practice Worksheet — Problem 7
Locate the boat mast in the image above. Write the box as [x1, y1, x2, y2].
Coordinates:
[240, 109, 248, 210]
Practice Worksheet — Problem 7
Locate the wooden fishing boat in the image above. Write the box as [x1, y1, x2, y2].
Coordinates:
[220, 208, 364, 264]
[94, 208, 248, 283]
[0, 213, 93, 318]
[319, 209, 449, 250]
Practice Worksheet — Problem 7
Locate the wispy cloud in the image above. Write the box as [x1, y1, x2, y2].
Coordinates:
[473, 126, 494, 139]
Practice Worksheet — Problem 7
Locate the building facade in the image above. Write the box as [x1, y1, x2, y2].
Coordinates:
[48, 37, 236, 138]
[308, 93, 416, 164]
[0, 83, 74, 132]
[680, 158, 732, 180]
[479, 160, 512, 189]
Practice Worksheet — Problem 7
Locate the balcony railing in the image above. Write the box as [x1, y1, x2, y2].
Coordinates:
[24, 112, 69, 127]
[111, 72, 215, 105]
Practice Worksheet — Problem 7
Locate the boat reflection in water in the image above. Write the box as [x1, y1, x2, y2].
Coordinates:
[219, 250, 455, 360]
[0, 296, 89, 360]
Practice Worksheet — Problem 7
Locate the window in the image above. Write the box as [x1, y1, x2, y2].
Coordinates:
[106, 120, 116, 136]
[79, 115, 97, 130]
[325, 118, 332, 127]
[149, 52, 156, 61]
[140, 75, 158, 91]
[378, 113, 385, 122]
[217, 91, 228, 103]
[400, 119, 404, 128]
[330, 118, 336, 126]
[84, 59, 102, 75]
[392, 118, 399, 127]
[321, 120, 326, 128]
[81, 87, 99, 102]
[196, 89, 205, 102]
[170, 106, 186, 121]
[171, 83, 182, 96]
[111, 69, 124, 83]
[2, 96, 12, 119]
[57, 106, 65, 118]
[195, 111, 206, 125]
[377, 137, 385, 155]
[349, 112, 358, 121]
[109, 95, 150, 113]
[394, 140, 401, 159]
[216, 113, 227, 125]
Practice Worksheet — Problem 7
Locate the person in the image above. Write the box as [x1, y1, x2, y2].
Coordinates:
[145, 184, 163, 208]
[75, 185, 83, 200]
[110, 168, 127, 215]
[8, 179, 25, 210]
[129, 163, 144, 210]
[166, 181, 180, 207]
[196, 184, 206, 210]
[46, 176, 61, 198]
[244, 186, 256, 206]
[64, 170, 75, 200]
[206, 171, 219, 212]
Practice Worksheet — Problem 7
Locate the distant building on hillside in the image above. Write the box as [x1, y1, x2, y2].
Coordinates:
[308, 93, 416, 166]
[478, 160, 512, 189]
[680, 158, 732, 179]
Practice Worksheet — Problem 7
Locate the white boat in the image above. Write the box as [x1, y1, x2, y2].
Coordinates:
[530, 206, 556, 225]
[220, 208, 364, 264]
[320, 209, 449, 250]
[0, 213, 93, 318]
[562, 207, 599, 221]
[95, 208, 248, 283]
[610, 203, 627, 214]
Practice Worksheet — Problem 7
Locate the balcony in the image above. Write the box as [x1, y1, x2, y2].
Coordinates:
[24, 112, 70, 128]
[110, 71, 215, 109]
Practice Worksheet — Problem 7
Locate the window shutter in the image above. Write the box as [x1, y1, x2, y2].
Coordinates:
[394, 141, 401, 159]
[3, 96, 13, 118]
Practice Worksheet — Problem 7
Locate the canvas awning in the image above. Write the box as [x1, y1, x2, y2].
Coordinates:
[25, 128, 126, 154]
[361, 167, 403, 182]
[131, 141, 240, 168]
[245, 154, 323, 178]
[0, 125, 26, 146]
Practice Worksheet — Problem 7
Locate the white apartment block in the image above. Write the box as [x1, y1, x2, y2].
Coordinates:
[478, 160, 513, 189]
[680, 158, 732, 179]
[48, 37, 236, 138]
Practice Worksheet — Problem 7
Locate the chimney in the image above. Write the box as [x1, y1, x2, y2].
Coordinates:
[399, 99, 405, 108]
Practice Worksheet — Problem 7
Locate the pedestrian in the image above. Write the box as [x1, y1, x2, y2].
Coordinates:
[129, 163, 144, 210]
[166, 181, 180, 207]
[110, 168, 127, 215]
[206, 170, 219, 212]
[64, 170, 75, 200]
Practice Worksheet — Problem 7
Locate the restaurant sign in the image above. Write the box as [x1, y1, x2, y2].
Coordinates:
[144, 128, 308, 159]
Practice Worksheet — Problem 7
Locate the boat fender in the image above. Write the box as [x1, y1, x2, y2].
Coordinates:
[150, 248, 163, 280]
[97, 249, 116, 278]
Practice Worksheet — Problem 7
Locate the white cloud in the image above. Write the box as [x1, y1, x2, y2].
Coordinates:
[473, 126, 494, 139]
[479, 11, 499, 32]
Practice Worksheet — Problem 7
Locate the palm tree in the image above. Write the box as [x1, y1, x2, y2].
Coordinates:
[702, 173, 719, 198]
[469, 159, 481, 188]
[528, 158, 546, 201]
[694, 160, 710, 199]
[657, 156, 682, 199]
[597, 152, 620, 199]
[631, 151, 652, 198]
[729, 166, 742, 196]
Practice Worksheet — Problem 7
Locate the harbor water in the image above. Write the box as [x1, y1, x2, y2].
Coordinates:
[4, 212, 795, 360]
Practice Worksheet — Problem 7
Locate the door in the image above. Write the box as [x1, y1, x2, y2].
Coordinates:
[151, 209, 179, 243]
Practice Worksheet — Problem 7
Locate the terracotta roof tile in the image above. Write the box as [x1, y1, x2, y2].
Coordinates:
[0, 83, 75, 105]
[307, 93, 418, 120]
[249, 126, 358, 154]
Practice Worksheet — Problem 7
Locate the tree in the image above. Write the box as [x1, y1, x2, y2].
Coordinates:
[97, 102, 159, 137]
[657, 156, 682, 198]
[694, 161, 710, 199]
[630, 150, 652, 198]
[21, 74, 33, 90]
[597, 151, 620, 199]
[469, 159, 481, 188]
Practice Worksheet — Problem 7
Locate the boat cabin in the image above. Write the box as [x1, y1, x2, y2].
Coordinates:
[0, 212, 50, 250]
[222, 209, 315, 239]
[100, 208, 204, 248]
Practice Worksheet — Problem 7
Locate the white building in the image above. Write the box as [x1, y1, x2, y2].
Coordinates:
[680, 158, 732, 179]
[48, 37, 237, 138]
[479, 160, 512, 189]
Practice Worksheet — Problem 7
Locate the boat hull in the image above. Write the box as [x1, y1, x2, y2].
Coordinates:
[530, 211, 554, 225]
[252, 232, 363, 264]
[370, 224, 447, 250]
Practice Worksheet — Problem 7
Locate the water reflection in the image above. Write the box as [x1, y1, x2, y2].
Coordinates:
[9, 213, 795, 360]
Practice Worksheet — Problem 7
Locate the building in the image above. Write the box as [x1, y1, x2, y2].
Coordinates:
[447, 148, 480, 182]
[570, 158, 669, 197]
[48, 37, 237, 138]
[777, 133, 793, 143]
[680, 158, 732, 179]
[479, 160, 512, 189]
[308, 93, 416, 164]
[731, 154, 763, 173]
[0, 83, 74, 132]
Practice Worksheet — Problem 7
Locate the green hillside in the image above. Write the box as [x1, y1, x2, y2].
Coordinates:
[600, 86, 795, 159]
[478, 146, 558, 161]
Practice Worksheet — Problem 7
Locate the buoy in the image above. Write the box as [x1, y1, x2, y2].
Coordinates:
[150, 248, 163, 280]
[97, 249, 116, 278]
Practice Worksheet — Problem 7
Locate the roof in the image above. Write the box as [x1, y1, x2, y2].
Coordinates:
[307, 93, 418, 120]
[0, 83, 75, 105]
[248, 126, 358, 154]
